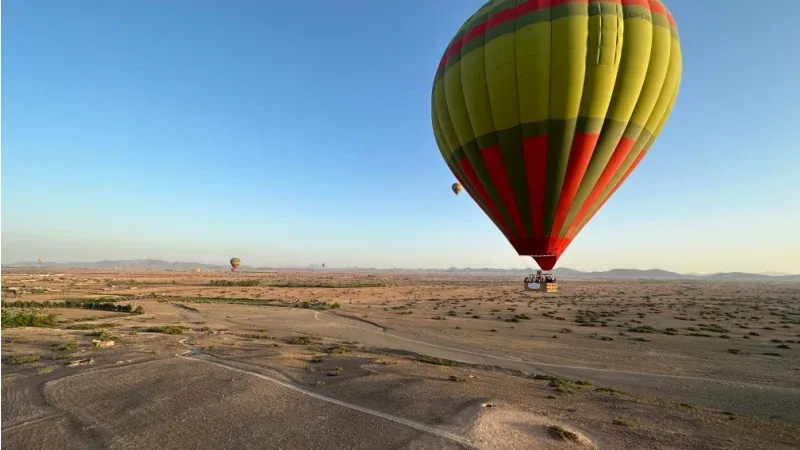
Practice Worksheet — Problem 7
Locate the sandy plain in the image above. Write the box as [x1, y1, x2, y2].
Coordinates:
[2, 269, 799, 449]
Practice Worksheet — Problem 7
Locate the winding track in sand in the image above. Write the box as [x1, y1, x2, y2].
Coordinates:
[176, 338, 482, 450]
[169, 303, 800, 422]
[308, 311, 800, 422]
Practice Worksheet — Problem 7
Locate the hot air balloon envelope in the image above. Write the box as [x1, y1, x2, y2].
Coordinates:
[452, 182, 463, 195]
[431, 0, 682, 270]
[230, 258, 241, 270]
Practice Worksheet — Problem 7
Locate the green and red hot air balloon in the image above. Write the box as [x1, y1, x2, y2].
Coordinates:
[230, 257, 241, 272]
[431, 0, 682, 271]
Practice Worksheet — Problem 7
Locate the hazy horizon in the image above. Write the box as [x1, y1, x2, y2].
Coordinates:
[2, 251, 797, 276]
[3, 1, 799, 274]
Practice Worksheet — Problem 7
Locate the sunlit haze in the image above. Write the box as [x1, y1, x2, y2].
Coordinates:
[2, 1, 799, 273]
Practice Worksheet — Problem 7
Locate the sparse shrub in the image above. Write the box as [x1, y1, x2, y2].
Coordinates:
[327, 366, 344, 376]
[37, 366, 56, 375]
[6, 354, 39, 365]
[548, 425, 580, 442]
[67, 323, 98, 330]
[209, 279, 261, 287]
[417, 355, 456, 366]
[596, 387, 625, 396]
[288, 336, 312, 345]
[628, 326, 657, 333]
[612, 419, 636, 428]
[534, 374, 560, 381]
[58, 341, 79, 352]
[777, 344, 790, 349]
[728, 348, 742, 354]
[89, 329, 117, 341]
[326, 345, 350, 354]
[143, 326, 187, 335]
[549, 379, 577, 394]
[449, 375, 466, 382]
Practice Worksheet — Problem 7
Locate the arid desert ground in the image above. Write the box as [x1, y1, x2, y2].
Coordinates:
[2, 269, 800, 449]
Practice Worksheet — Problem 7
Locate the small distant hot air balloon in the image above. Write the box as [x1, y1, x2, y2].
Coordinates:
[37, 257, 43, 265]
[322, 263, 326, 268]
[451, 182, 463, 195]
[230, 258, 241, 272]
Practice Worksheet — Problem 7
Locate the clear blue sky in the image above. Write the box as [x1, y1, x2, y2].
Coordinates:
[2, 1, 799, 273]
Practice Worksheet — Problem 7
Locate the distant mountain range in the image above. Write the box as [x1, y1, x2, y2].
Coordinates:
[3, 259, 799, 282]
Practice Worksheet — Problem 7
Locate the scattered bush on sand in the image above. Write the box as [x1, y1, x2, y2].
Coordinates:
[612, 419, 637, 428]
[209, 279, 261, 287]
[5, 354, 40, 365]
[143, 326, 188, 335]
[417, 355, 457, 366]
[57, 341, 79, 352]
[288, 336, 312, 345]
[326, 345, 350, 355]
[548, 425, 580, 442]
[595, 387, 626, 396]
